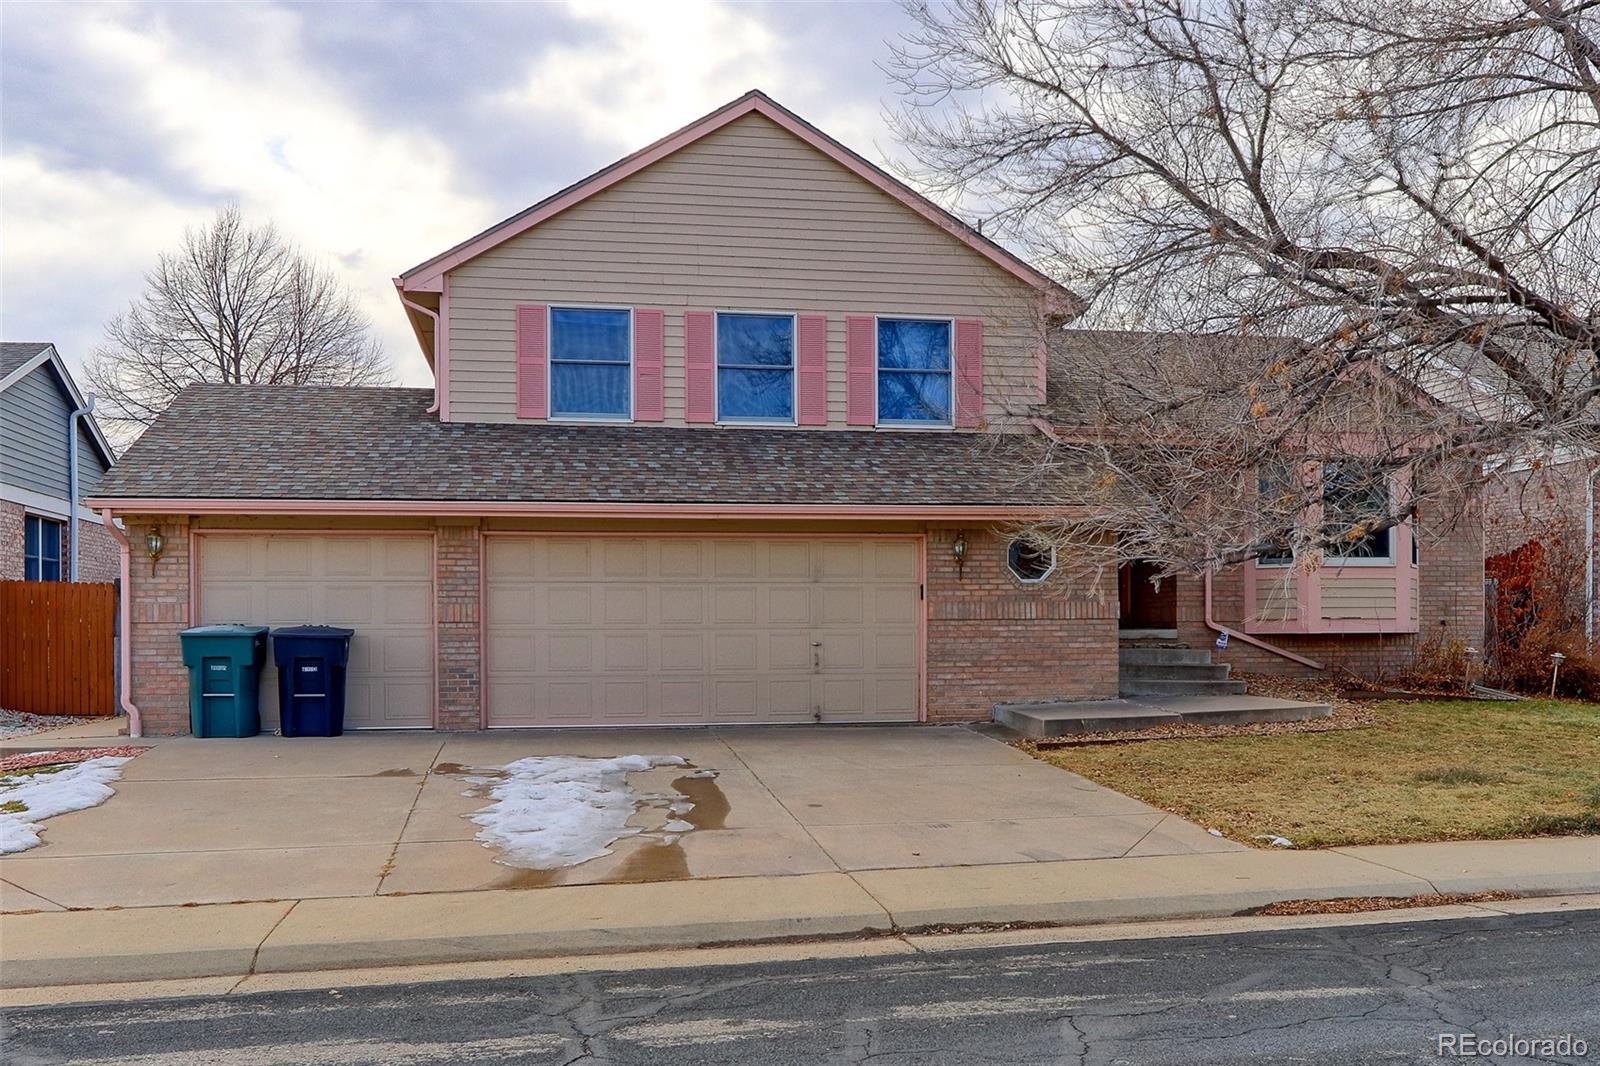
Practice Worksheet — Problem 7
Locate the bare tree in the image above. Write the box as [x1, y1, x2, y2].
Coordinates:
[889, 0, 1599, 573]
[87, 205, 390, 440]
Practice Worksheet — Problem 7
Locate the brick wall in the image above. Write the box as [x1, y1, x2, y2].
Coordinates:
[1173, 498, 1486, 680]
[925, 527, 1119, 721]
[434, 520, 483, 730]
[0, 501, 121, 583]
[72, 520, 122, 583]
[0, 501, 22, 581]
[123, 514, 193, 735]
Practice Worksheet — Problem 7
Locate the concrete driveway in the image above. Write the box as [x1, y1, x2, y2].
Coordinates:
[0, 726, 1240, 911]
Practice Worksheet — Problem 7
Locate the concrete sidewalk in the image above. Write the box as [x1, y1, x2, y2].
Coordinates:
[4, 835, 1597, 988]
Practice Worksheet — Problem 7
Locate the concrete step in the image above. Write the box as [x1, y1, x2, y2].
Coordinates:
[993, 695, 1333, 738]
[1119, 663, 1231, 681]
[1119, 647, 1213, 666]
[1119, 678, 1249, 697]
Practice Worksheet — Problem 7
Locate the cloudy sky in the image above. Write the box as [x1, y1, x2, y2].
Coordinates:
[2, 1, 913, 387]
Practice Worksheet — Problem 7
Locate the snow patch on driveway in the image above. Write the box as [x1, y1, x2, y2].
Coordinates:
[0, 756, 133, 854]
[468, 755, 688, 869]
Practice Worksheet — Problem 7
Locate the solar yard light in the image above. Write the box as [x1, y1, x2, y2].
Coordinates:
[1550, 652, 1567, 697]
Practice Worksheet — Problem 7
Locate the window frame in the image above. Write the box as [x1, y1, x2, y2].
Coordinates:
[1320, 462, 1396, 567]
[1254, 464, 1300, 569]
[873, 315, 956, 429]
[546, 304, 635, 423]
[24, 514, 63, 582]
[714, 309, 798, 426]
[1005, 536, 1057, 584]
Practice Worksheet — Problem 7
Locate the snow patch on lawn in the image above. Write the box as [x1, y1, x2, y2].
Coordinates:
[468, 755, 688, 869]
[0, 756, 132, 854]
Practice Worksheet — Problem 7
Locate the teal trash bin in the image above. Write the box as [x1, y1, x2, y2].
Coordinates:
[179, 625, 269, 738]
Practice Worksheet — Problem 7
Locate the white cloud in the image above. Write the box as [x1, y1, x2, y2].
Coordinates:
[3, 4, 493, 384]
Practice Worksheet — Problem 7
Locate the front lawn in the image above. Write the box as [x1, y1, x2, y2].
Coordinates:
[1027, 699, 1600, 848]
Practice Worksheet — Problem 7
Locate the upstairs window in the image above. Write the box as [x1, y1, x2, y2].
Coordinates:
[717, 312, 794, 422]
[1322, 462, 1394, 562]
[24, 515, 63, 582]
[877, 318, 952, 425]
[550, 307, 631, 419]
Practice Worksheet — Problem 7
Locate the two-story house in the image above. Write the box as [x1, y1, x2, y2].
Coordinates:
[1, 342, 119, 583]
[91, 92, 1480, 736]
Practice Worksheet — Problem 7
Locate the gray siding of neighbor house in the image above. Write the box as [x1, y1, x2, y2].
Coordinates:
[1, 363, 108, 503]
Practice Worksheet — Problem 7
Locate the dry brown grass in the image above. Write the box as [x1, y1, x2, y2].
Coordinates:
[1027, 698, 1600, 847]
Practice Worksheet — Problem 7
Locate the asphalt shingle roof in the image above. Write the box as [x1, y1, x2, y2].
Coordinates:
[0, 342, 52, 378]
[96, 384, 1068, 508]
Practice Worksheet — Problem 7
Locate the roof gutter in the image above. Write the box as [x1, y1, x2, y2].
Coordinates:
[98, 507, 142, 737]
[394, 280, 442, 415]
[1204, 570, 1324, 670]
[83, 497, 1065, 521]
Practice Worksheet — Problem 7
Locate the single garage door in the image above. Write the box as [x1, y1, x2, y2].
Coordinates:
[197, 534, 434, 730]
[485, 536, 921, 727]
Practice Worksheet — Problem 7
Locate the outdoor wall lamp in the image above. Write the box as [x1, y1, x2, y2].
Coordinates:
[952, 530, 968, 578]
[145, 527, 165, 575]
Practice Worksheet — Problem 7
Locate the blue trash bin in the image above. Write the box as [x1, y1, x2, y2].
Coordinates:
[179, 625, 269, 738]
[270, 626, 355, 737]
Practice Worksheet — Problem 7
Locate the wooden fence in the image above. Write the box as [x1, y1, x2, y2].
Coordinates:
[0, 581, 117, 716]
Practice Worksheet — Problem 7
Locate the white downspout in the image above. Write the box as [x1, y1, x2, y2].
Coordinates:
[98, 508, 142, 737]
[67, 391, 94, 581]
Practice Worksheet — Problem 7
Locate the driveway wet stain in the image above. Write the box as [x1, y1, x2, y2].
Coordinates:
[369, 768, 418, 778]
[671, 773, 730, 830]
[493, 866, 567, 890]
[606, 839, 691, 884]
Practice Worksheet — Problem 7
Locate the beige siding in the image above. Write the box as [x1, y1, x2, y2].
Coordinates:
[1320, 570, 1398, 620]
[1253, 568, 1298, 622]
[446, 113, 1044, 428]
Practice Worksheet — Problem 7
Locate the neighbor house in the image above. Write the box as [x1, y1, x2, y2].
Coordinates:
[1, 342, 119, 583]
[89, 92, 1482, 736]
[1483, 453, 1599, 649]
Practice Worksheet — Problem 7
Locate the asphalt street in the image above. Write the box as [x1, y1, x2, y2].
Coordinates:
[3, 909, 1597, 1065]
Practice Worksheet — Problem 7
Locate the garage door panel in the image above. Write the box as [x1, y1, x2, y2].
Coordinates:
[544, 586, 592, 625]
[544, 540, 592, 578]
[602, 586, 648, 625]
[486, 536, 921, 727]
[713, 541, 757, 578]
[199, 534, 433, 730]
[659, 586, 705, 624]
[264, 538, 313, 576]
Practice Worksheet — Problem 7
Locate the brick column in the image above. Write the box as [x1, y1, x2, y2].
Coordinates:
[434, 520, 483, 730]
[124, 514, 193, 735]
[924, 528, 1118, 721]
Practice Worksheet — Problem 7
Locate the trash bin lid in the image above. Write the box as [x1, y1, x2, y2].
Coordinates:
[181, 624, 269, 638]
[271, 625, 355, 640]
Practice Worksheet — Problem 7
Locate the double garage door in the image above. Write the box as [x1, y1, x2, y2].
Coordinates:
[485, 536, 922, 727]
[197, 533, 922, 729]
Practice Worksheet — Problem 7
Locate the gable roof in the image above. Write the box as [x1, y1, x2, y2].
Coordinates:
[0, 342, 118, 466]
[90, 384, 1084, 517]
[396, 90, 1079, 310]
[0, 342, 52, 378]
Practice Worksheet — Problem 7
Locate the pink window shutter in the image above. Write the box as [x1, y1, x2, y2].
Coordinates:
[954, 318, 985, 428]
[633, 308, 665, 421]
[796, 315, 828, 425]
[684, 310, 716, 423]
[845, 315, 875, 426]
[515, 304, 548, 419]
